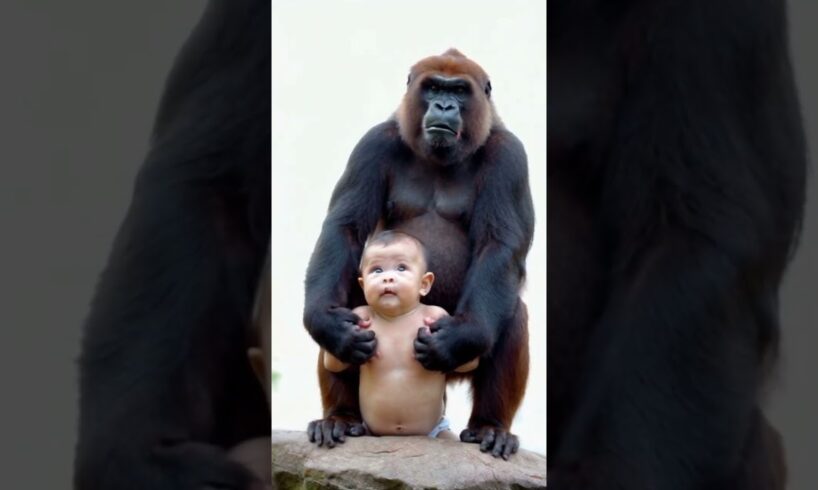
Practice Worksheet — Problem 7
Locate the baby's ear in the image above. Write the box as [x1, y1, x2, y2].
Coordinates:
[420, 271, 435, 296]
[358, 276, 364, 289]
[247, 347, 266, 386]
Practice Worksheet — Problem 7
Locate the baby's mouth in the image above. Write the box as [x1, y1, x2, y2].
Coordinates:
[382, 288, 396, 296]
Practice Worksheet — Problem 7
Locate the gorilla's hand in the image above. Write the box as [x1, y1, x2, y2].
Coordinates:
[309, 306, 376, 365]
[414, 315, 488, 372]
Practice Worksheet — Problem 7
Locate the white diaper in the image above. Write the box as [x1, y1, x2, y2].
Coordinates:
[427, 417, 450, 438]
[361, 416, 451, 437]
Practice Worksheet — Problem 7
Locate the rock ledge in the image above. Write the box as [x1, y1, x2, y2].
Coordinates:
[270, 429, 547, 489]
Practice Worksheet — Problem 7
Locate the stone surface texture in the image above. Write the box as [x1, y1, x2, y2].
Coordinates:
[270, 429, 547, 490]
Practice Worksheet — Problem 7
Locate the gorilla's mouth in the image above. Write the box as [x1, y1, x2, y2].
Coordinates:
[425, 124, 458, 136]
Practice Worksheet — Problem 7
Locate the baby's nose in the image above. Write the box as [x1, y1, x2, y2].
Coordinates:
[383, 275, 395, 282]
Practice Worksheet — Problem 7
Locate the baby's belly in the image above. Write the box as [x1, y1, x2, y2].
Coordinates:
[359, 368, 447, 436]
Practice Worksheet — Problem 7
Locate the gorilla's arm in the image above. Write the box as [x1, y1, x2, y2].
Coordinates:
[303, 121, 399, 364]
[74, 1, 271, 489]
[415, 129, 534, 371]
[551, 1, 805, 488]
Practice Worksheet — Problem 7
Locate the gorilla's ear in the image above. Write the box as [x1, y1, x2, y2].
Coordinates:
[485, 80, 492, 97]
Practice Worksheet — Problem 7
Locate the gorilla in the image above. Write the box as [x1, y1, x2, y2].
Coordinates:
[304, 49, 535, 459]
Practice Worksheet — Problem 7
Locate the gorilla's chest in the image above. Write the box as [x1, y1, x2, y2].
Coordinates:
[383, 162, 477, 310]
[386, 162, 476, 224]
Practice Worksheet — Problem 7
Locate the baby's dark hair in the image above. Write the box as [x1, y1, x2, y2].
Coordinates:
[360, 230, 429, 271]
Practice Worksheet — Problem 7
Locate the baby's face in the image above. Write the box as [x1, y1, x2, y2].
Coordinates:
[358, 240, 430, 315]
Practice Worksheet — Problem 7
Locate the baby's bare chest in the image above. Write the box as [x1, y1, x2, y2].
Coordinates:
[369, 320, 424, 370]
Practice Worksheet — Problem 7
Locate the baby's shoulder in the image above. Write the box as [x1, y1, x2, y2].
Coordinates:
[352, 305, 372, 318]
[422, 304, 449, 320]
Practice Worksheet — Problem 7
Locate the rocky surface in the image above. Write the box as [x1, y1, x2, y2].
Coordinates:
[269, 429, 547, 489]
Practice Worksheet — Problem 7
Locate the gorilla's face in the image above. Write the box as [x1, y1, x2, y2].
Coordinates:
[397, 50, 495, 165]
[421, 76, 467, 151]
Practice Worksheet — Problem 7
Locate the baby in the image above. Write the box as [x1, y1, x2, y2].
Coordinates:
[323, 230, 478, 438]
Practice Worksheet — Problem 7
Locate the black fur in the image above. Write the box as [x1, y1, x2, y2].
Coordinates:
[74, 1, 270, 489]
[548, 0, 805, 488]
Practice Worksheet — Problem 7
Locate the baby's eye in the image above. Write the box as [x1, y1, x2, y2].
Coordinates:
[397, 264, 407, 272]
[372, 267, 383, 273]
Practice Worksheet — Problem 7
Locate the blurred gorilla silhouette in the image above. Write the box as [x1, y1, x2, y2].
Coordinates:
[548, 1, 805, 488]
[75, 2, 271, 489]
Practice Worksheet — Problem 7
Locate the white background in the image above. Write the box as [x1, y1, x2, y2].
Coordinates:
[270, 0, 547, 455]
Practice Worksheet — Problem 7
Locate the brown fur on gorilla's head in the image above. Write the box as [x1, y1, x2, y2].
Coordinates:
[396, 49, 499, 164]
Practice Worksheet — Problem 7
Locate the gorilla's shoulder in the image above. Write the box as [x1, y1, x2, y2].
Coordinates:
[350, 120, 406, 159]
[362, 119, 403, 145]
[487, 127, 524, 151]
[482, 127, 527, 170]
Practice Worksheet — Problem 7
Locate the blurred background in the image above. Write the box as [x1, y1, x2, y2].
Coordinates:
[0, 0, 814, 487]
[1, 2, 206, 487]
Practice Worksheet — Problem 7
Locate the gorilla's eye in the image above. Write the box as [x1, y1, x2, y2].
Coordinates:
[455, 87, 465, 95]
[429, 84, 439, 93]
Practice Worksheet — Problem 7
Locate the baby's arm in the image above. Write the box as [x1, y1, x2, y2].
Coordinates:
[323, 305, 373, 371]
[423, 305, 480, 372]
[323, 349, 350, 372]
[454, 357, 480, 372]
